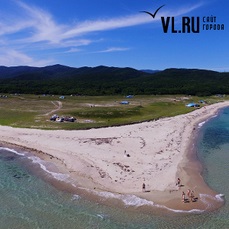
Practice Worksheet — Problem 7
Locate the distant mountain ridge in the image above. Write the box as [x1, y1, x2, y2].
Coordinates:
[0, 64, 228, 96]
[0, 64, 75, 79]
[140, 69, 160, 74]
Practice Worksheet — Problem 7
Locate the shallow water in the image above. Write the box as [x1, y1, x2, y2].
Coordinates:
[0, 108, 229, 228]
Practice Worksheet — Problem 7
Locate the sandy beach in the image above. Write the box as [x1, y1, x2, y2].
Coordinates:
[1, 101, 229, 212]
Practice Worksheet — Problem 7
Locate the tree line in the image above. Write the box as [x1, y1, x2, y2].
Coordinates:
[0, 65, 228, 96]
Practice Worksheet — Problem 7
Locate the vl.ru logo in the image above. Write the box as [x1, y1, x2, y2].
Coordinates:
[141, 5, 225, 33]
[161, 16, 224, 33]
[161, 17, 200, 33]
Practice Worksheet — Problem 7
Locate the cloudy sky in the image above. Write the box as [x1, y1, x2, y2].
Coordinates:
[0, 0, 228, 71]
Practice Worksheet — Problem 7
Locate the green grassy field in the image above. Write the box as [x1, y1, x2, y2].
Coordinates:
[0, 94, 226, 130]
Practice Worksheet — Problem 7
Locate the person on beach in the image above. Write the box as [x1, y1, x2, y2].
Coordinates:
[182, 191, 186, 202]
[176, 178, 181, 187]
[190, 190, 195, 202]
[187, 189, 191, 199]
[142, 183, 146, 192]
[124, 150, 130, 157]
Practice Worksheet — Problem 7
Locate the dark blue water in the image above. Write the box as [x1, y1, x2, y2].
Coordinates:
[0, 108, 229, 228]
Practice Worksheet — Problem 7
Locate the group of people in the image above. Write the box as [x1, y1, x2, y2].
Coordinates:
[182, 189, 196, 203]
[176, 178, 197, 203]
[141, 178, 197, 204]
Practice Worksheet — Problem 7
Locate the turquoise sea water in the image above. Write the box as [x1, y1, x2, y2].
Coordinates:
[0, 108, 229, 229]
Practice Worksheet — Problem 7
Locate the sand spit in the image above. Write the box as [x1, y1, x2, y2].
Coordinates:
[1, 101, 229, 211]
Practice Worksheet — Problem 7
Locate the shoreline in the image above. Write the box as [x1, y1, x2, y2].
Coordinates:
[0, 101, 229, 212]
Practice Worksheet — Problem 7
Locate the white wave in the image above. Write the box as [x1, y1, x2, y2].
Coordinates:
[152, 201, 205, 213]
[96, 214, 108, 220]
[200, 193, 224, 202]
[121, 195, 155, 207]
[28, 155, 69, 181]
[89, 190, 155, 207]
[200, 194, 213, 210]
[86, 189, 205, 213]
[198, 121, 206, 128]
[198, 114, 218, 128]
[0, 147, 25, 156]
[161, 205, 205, 214]
[215, 193, 225, 201]
[199, 193, 225, 210]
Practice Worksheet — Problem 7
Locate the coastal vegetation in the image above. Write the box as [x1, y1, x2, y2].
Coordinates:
[0, 94, 225, 130]
[0, 65, 228, 129]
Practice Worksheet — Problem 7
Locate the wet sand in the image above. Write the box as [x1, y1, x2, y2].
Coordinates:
[0, 101, 228, 212]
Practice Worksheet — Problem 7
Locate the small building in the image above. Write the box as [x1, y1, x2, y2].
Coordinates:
[126, 95, 134, 98]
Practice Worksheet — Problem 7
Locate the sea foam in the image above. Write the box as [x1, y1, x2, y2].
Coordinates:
[85, 189, 205, 213]
[198, 113, 218, 129]
[72, 194, 81, 201]
[199, 193, 225, 210]
[0, 147, 25, 156]
[28, 155, 69, 181]
[200, 193, 225, 202]
[198, 121, 206, 128]
[90, 190, 155, 207]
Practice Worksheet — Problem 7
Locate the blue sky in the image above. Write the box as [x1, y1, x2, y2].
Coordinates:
[0, 0, 228, 71]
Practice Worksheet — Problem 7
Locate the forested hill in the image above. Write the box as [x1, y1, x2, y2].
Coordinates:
[0, 64, 228, 96]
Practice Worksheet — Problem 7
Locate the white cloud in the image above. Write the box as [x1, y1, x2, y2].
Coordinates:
[17, 1, 66, 44]
[97, 47, 130, 53]
[61, 39, 93, 48]
[3, 1, 203, 44]
[62, 2, 203, 38]
[0, 20, 33, 36]
[65, 48, 81, 53]
[0, 49, 53, 66]
[62, 14, 153, 38]
[0, 1, 203, 66]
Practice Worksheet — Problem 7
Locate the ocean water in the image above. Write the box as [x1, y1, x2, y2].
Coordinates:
[0, 108, 229, 229]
